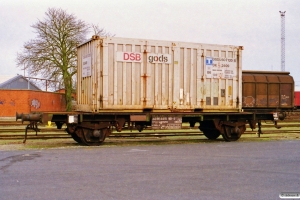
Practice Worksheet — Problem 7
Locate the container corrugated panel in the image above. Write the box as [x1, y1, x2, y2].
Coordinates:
[76, 36, 243, 113]
[242, 71, 294, 108]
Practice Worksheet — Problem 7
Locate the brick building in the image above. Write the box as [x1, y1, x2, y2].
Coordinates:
[0, 75, 66, 117]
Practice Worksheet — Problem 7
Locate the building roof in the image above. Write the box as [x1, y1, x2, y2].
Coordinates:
[0, 75, 41, 90]
[0, 75, 15, 84]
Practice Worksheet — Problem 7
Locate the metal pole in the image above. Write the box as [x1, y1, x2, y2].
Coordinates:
[25, 46, 31, 90]
[279, 11, 286, 72]
[27, 74, 30, 89]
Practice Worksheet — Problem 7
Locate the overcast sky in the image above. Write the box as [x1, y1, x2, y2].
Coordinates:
[1, 0, 299, 84]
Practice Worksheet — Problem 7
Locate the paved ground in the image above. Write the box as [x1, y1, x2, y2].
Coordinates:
[0, 140, 299, 200]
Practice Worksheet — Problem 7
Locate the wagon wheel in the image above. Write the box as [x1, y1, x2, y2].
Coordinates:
[77, 127, 110, 146]
[71, 133, 82, 144]
[65, 124, 82, 144]
[199, 121, 221, 140]
[222, 125, 245, 141]
[202, 130, 221, 140]
[135, 122, 145, 132]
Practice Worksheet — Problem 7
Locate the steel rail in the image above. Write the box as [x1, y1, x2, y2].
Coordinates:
[0, 118, 299, 140]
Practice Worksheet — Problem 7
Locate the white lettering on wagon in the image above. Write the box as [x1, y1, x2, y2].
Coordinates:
[205, 57, 237, 79]
[82, 54, 92, 78]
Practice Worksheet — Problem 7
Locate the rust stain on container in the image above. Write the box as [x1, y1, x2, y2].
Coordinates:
[228, 86, 232, 95]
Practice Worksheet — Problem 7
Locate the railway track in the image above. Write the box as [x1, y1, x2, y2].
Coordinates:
[1, 111, 299, 140]
[0, 128, 204, 140]
[0, 118, 299, 141]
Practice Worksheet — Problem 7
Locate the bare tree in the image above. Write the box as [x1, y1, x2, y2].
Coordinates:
[17, 8, 89, 111]
[91, 24, 115, 37]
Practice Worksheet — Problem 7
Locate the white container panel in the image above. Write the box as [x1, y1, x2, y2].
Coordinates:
[76, 36, 243, 113]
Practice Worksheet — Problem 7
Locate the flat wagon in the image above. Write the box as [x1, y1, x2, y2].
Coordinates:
[17, 36, 294, 145]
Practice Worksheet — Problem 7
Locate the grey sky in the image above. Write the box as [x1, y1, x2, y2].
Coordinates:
[1, 0, 299, 84]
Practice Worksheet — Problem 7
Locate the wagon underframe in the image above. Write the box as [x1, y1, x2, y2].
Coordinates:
[38, 110, 284, 145]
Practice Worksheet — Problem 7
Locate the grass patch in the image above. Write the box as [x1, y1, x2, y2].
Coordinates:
[0, 121, 299, 150]
[0, 131, 299, 151]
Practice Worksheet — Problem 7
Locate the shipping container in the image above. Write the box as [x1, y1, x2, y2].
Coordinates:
[76, 36, 244, 113]
[242, 71, 294, 109]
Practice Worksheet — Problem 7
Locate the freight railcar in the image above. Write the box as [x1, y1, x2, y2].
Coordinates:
[242, 70, 294, 111]
[294, 86, 300, 109]
[17, 36, 294, 145]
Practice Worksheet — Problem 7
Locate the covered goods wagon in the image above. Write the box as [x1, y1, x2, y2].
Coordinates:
[242, 71, 294, 110]
[76, 36, 243, 113]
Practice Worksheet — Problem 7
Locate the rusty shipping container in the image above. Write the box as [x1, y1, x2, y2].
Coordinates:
[242, 71, 294, 108]
[76, 36, 244, 113]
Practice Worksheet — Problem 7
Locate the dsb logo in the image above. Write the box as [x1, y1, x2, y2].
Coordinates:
[117, 52, 142, 62]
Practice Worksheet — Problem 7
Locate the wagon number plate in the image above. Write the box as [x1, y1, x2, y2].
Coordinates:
[151, 115, 182, 130]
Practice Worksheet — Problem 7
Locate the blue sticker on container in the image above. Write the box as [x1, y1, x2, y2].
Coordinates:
[206, 57, 213, 65]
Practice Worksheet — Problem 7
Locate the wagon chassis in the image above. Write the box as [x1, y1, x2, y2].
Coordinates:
[19, 109, 283, 146]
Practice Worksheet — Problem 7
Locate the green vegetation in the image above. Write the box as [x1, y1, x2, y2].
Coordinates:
[0, 120, 299, 150]
[0, 131, 299, 150]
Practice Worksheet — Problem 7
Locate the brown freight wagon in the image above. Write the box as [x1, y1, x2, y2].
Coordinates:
[242, 71, 294, 109]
